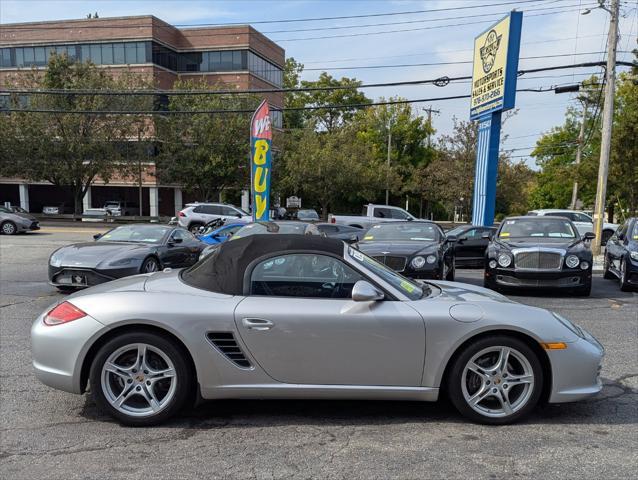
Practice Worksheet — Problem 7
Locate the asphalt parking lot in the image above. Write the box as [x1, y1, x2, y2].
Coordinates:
[1, 228, 636, 480]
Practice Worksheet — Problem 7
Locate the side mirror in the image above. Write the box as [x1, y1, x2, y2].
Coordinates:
[346, 234, 358, 244]
[481, 232, 492, 239]
[446, 235, 458, 243]
[352, 280, 384, 302]
[235, 213, 242, 218]
[583, 232, 596, 241]
[93, 233, 102, 240]
[169, 237, 183, 245]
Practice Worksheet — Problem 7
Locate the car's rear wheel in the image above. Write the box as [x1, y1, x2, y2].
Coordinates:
[447, 336, 543, 424]
[90, 332, 192, 426]
[140, 257, 160, 273]
[188, 222, 203, 234]
[1, 221, 17, 235]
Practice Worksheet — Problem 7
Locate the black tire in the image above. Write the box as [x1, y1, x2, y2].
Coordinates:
[89, 331, 193, 426]
[1, 221, 17, 235]
[603, 254, 615, 280]
[619, 257, 633, 292]
[140, 256, 160, 274]
[601, 230, 613, 246]
[447, 335, 543, 425]
[188, 222, 203, 234]
[573, 279, 592, 296]
[483, 274, 499, 292]
[446, 260, 456, 281]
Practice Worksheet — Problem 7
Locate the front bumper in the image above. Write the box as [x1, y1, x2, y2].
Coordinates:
[548, 328, 604, 403]
[626, 257, 638, 285]
[31, 311, 105, 394]
[486, 267, 591, 288]
[17, 220, 40, 232]
[48, 264, 139, 288]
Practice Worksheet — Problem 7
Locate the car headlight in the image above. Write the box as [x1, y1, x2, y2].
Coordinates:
[488, 259, 497, 269]
[426, 254, 437, 264]
[497, 253, 512, 267]
[49, 251, 63, 267]
[631, 251, 638, 261]
[580, 261, 590, 270]
[109, 257, 136, 266]
[411, 256, 426, 269]
[552, 312, 584, 338]
[565, 255, 580, 268]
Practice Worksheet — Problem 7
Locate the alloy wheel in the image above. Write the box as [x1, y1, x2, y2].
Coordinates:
[143, 259, 159, 273]
[100, 343, 177, 418]
[1, 222, 16, 235]
[461, 346, 535, 418]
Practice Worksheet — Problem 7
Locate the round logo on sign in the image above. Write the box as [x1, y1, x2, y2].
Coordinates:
[480, 29, 502, 74]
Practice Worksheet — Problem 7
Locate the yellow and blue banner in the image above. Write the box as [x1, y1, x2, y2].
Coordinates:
[250, 100, 272, 222]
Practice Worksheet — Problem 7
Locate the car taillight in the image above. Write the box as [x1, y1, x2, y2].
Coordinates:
[178, 211, 186, 217]
[44, 302, 87, 326]
[330, 217, 336, 223]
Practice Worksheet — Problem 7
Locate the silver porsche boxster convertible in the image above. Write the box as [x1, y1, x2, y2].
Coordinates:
[31, 235, 604, 426]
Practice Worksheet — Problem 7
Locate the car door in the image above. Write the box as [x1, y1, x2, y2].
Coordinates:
[162, 229, 191, 266]
[234, 253, 426, 387]
[572, 212, 594, 236]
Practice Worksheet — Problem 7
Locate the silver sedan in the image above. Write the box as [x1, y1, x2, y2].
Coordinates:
[31, 234, 604, 426]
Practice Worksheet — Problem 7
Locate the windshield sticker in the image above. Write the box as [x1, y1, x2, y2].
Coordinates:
[505, 220, 516, 225]
[102, 234, 111, 239]
[364, 235, 374, 240]
[499, 232, 510, 237]
[400, 280, 416, 293]
[372, 225, 381, 228]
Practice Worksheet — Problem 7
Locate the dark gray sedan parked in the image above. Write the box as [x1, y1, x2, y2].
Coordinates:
[48, 224, 205, 290]
[0, 206, 40, 235]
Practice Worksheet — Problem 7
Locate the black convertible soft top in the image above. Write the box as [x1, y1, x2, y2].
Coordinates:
[181, 234, 345, 294]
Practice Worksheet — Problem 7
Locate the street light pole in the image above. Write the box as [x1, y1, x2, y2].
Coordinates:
[385, 117, 391, 205]
[591, 0, 619, 255]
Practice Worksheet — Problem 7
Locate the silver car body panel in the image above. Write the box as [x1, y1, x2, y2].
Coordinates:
[32, 254, 603, 405]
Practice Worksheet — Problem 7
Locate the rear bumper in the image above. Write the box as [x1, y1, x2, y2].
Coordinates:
[548, 330, 604, 403]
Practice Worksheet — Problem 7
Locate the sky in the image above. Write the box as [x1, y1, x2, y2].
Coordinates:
[1, 0, 637, 169]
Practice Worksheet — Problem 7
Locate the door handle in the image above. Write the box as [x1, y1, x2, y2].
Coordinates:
[242, 318, 274, 331]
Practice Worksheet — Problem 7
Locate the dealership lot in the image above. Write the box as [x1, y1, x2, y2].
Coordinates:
[1, 228, 636, 479]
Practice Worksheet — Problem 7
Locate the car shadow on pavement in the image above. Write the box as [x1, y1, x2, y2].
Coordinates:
[78, 378, 636, 428]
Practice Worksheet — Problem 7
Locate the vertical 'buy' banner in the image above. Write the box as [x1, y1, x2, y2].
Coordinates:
[250, 100, 272, 222]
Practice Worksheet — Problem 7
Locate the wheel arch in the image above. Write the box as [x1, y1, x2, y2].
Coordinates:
[438, 328, 553, 404]
[79, 323, 198, 396]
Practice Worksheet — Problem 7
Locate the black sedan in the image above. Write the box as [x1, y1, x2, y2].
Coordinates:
[356, 221, 455, 280]
[484, 216, 594, 296]
[445, 224, 497, 268]
[603, 217, 638, 291]
[48, 224, 205, 290]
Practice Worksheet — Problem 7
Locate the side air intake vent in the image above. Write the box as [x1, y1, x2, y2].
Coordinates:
[206, 332, 252, 368]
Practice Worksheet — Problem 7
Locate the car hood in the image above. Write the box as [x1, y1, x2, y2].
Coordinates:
[54, 242, 154, 268]
[357, 240, 439, 256]
[423, 280, 514, 304]
[12, 212, 37, 222]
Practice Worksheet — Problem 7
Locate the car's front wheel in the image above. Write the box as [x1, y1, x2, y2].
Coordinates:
[1, 221, 17, 235]
[619, 257, 633, 292]
[447, 336, 543, 424]
[89, 332, 193, 426]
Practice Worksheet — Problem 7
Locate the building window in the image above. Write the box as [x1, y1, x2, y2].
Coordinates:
[102, 44, 114, 64]
[113, 43, 125, 64]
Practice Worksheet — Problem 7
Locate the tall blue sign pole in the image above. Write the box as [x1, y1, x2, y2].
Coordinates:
[470, 11, 523, 226]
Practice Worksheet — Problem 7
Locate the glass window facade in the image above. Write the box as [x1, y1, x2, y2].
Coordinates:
[1, 41, 283, 86]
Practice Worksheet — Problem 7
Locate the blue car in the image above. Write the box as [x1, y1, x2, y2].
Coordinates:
[199, 223, 244, 245]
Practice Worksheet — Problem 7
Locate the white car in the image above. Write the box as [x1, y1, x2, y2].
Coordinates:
[527, 209, 618, 245]
[177, 203, 251, 233]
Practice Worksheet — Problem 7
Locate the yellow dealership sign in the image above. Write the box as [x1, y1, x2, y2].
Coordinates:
[470, 12, 522, 120]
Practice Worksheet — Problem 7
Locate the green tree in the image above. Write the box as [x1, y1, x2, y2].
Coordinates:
[155, 80, 260, 201]
[282, 57, 305, 130]
[0, 53, 152, 214]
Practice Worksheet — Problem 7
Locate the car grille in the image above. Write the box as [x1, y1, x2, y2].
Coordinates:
[206, 332, 251, 368]
[372, 255, 407, 272]
[514, 251, 562, 270]
[52, 269, 112, 286]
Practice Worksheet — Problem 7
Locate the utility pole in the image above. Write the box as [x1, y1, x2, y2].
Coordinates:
[570, 100, 588, 210]
[591, 0, 619, 255]
[385, 117, 392, 205]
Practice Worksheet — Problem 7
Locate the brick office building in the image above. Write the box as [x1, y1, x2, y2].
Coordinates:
[0, 15, 285, 216]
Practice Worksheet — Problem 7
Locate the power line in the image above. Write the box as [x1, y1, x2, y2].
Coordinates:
[2, 60, 631, 97]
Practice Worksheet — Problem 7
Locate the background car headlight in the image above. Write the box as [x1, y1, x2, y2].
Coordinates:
[631, 251, 638, 261]
[489, 259, 497, 269]
[426, 254, 437, 264]
[552, 312, 584, 338]
[109, 257, 135, 266]
[565, 255, 580, 268]
[497, 253, 512, 267]
[411, 256, 426, 268]
[49, 251, 63, 267]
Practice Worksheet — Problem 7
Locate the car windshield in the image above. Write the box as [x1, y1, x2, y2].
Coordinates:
[297, 209, 319, 220]
[233, 222, 308, 238]
[631, 222, 638, 240]
[363, 223, 440, 242]
[347, 247, 425, 300]
[98, 225, 171, 243]
[445, 226, 468, 237]
[498, 218, 577, 239]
